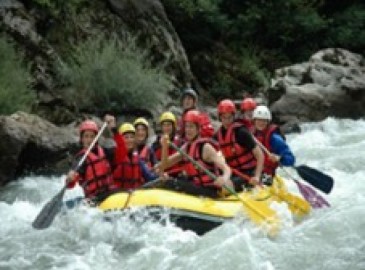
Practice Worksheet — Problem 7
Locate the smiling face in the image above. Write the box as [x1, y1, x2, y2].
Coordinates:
[161, 121, 174, 136]
[123, 132, 136, 150]
[254, 118, 269, 131]
[185, 122, 199, 141]
[243, 110, 254, 120]
[220, 113, 234, 128]
[81, 130, 97, 148]
[135, 124, 148, 144]
[182, 95, 196, 110]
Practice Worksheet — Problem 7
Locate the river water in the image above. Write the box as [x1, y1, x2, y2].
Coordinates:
[0, 118, 364, 270]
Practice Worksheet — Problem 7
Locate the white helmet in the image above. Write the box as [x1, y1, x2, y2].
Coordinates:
[253, 105, 272, 121]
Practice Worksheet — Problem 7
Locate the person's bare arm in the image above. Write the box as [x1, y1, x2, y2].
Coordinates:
[154, 152, 182, 175]
[202, 144, 233, 188]
[252, 145, 264, 183]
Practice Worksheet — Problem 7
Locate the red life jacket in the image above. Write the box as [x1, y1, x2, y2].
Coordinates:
[253, 124, 282, 176]
[199, 112, 215, 138]
[113, 150, 145, 189]
[237, 118, 254, 132]
[216, 123, 256, 172]
[154, 134, 184, 177]
[138, 144, 153, 169]
[77, 146, 118, 199]
[181, 138, 220, 188]
[178, 109, 215, 141]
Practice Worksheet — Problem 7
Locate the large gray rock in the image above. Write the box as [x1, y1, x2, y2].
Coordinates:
[0, 112, 78, 186]
[1, 0, 195, 124]
[108, 0, 193, 86]
[268, 48, 365, 124]
[0, 1, 76, 123]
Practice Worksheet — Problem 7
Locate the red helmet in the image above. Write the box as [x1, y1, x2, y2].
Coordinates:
[217, 99, 236, 114]
[240, 98, 257, 111]
[184, 110, 201, 125]
[79, 120, 98, 134]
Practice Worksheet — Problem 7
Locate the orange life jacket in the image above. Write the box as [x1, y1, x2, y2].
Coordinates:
[181, 138, 220, 188]
[113, 150, 145, 190]
[254, 124, 282, 176]
[77, 146, 117, 199]
[216, 123, 256, 172]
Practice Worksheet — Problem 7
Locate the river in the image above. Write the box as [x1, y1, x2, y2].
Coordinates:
[0, 118, 364, 270]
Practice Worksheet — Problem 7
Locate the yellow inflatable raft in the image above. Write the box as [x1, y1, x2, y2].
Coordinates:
[98, 176, 311, 235]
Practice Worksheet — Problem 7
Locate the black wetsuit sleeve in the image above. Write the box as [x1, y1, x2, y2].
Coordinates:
[234, 126, 256, 151]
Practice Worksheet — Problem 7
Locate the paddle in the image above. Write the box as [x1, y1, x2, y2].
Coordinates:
[231, 168, 311, 216]
[32, 122, 108, 230]
[294, 165, 334, 194]
[253, 137, 333, 194]
[280, 167, 330, 208]
[169, 142, 280, 235]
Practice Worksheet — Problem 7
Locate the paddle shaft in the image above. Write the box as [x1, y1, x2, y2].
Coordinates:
[169, 141, 273, 223]
[32, 122, 108, 229]
[255, 135, 333, 194]
[280, 166, 330, 208]
[75, 122, 108, 172]
[231, 168, 263, 187]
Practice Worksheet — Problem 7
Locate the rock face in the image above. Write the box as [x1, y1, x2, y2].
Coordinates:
[108, 0, 193, 87]
[0, 112, 78, 186]
[268, 48, 365, 124]
[0, 0, 194, 124]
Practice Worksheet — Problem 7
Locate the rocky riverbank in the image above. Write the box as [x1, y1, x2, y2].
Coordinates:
[0, 1, 364, 185]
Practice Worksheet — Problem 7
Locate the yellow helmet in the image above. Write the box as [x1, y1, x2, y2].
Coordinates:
[118, 123, 136, 134]
[159, 112, 176, 126]
[133, 117, 149, 128]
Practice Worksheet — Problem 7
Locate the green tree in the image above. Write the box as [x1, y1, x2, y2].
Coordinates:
[57, 37, 172, 114]
[0, 37, 35, 115]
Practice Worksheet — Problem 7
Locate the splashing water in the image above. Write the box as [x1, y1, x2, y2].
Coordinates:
[0, 118, 364, 270]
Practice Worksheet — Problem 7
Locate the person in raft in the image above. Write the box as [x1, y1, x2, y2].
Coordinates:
[214, 99, 264, 190]
[151, 111, 184, 178]
[156, 110, 234, 198]
[251, 105, 295, 179]
[133, 117, 156, 168]
[238, 97, 257, 131]
[177, 88, 198, 139]
[112, 123, 158, 190]
[65, 119, 121, 203]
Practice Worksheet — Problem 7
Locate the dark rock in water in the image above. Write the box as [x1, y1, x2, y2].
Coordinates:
[0, 112, 78, 186]
[268, 48, 365, 124]
[279, 120, 301, 134]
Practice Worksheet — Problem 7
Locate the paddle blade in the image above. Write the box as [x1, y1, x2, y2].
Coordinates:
[295, 165, 334, 194]
[32, 186, 66, 230]
[270, 176, 311, 218]
[236, 191, 281, 237]
[274, 189, 311, 217]
[294, 180, 330, 209]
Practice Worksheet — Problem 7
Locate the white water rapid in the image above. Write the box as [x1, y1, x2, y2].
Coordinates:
[0, 118, 364, 270]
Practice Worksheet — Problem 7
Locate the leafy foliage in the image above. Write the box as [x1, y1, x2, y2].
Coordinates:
[0, 37, 35, 115]
[31, 0, 87, 17]
[56, 37, 172, 114]
[162, 0, 365, 98]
